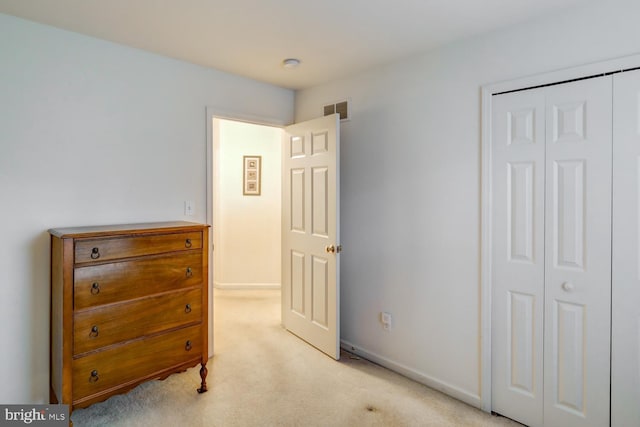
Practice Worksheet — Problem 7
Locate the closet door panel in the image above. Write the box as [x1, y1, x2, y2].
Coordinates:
[491, 90, 545, 427]
[612, 69, 640, 427]
[543, 77, 612, 427]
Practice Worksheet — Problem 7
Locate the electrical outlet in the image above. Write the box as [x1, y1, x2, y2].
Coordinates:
[184, 200, 194, 216]
[380, 312, 392, 331]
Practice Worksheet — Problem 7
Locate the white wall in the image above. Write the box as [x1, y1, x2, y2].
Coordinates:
[295, 0, 640, 406]
[0, 13, 293, 404]
[214, 119, 281, 288]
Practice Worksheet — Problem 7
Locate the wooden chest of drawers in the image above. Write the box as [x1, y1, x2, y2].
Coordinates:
[49, 222, 210, 413]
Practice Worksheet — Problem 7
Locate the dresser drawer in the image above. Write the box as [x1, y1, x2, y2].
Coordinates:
[75, 231, 202, 264]
[72, 324, 203, 401]
[74, 251, 202, 309]
[74, 288, 202, 355]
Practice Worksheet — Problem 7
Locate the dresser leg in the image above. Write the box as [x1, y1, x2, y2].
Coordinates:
[197, 363, 208, 393]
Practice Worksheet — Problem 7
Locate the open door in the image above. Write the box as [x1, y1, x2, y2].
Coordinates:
[282, 114, 340, 359]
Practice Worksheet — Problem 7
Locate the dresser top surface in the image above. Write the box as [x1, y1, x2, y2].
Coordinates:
[49, 221, 209, 238]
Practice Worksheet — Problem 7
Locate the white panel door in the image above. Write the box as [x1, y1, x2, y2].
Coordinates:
[612, 69, 640, 426]
[492, 90, 546, 427]
[492, 76, 612, 427]
[543, 77, 611, 427]
[282, 114, 340, 360]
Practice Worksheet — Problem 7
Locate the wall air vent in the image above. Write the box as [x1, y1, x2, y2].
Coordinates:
[324, 104, 335, 116]
[323, 99, 350, 121]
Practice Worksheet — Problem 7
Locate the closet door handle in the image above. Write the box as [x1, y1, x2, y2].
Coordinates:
[561, 282, 575, 292]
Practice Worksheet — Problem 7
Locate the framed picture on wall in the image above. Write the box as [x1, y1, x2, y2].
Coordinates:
[243, 155, 261, 196]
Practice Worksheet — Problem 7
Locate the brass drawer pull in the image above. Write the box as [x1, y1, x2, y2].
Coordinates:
[185, 340, 192, 351]
[91, 282, 100, 295]
[89, 370, 99, 383]
[90, 247, 100, 259]
[186, 267, 193, 278]
[185, 304, 192, 313]
[90, 325, 99, 338]
[185, 238, 192, 248]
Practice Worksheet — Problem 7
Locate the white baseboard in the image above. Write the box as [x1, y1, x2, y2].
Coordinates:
[213, 282, 281, 290]
[340, 339, 482, 409]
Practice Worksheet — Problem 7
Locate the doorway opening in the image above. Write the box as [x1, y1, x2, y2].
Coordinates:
[207, 110, 341, 360]
[209, 116, 285, 354]
[212, 118, 283, 291]
[206, 109, 289, 357]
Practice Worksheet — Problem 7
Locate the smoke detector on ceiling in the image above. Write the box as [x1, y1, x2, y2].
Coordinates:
[282, 58, 301, 69]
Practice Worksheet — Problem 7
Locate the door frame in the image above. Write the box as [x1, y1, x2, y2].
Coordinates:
[480, 53, 640, 412]
[205, 107, 290, 355]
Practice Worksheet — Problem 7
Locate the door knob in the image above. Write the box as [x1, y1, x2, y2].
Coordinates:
[561, 282, 575, 292]
[325, 245, 342, 254]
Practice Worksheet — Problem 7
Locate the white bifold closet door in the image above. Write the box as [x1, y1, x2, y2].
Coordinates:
[612, 69, 640, 427]
[492, 89, 545, 427]
[492, 76, 612, 427]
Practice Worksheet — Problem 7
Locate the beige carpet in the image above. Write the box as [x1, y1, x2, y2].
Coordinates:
[71, 289, 518, 426]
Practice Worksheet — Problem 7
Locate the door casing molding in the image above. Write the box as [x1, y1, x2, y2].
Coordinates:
[480, 52, 640, 412]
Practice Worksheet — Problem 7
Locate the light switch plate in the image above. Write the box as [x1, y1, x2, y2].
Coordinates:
[184, 200, 194, 216]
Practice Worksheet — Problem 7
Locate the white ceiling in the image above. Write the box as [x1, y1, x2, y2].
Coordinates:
[0, 0, 591, 90]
